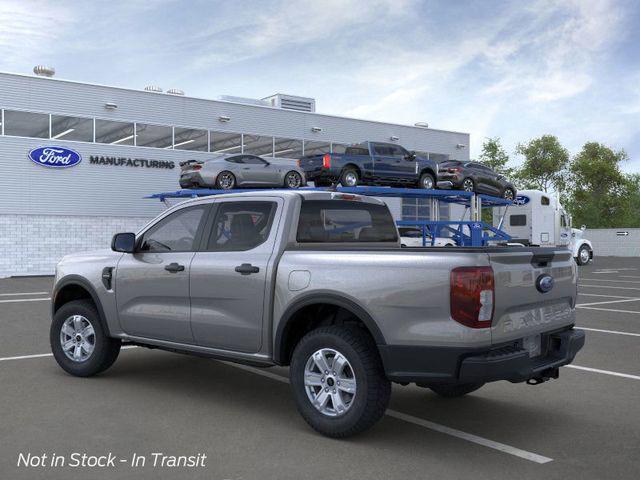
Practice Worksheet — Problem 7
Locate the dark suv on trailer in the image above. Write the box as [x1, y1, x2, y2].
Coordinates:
[298, 141, 439, 189]
[437, 160, 516, 199]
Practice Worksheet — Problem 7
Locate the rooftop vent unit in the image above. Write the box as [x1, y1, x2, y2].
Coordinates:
[144, 85, 163, 93]
[262, 94, 316, 112]
[167, 88, 185, 96]
[33, 65, 55, 77]
[219, 95, 270, 107]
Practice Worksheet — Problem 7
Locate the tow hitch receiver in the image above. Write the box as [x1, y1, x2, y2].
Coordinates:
[526, 367, 560, 385]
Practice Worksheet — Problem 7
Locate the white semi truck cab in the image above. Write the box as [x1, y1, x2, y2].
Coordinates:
[494, 189, 594, 265]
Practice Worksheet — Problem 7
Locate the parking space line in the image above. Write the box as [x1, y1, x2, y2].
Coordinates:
[580, 284, 640, 291]
[0, 292, 50, 297]
[576, 298, 640, 307]
[620, 275, 640, 279]
[578, 327, 640, 337]
[578, 293, 638, 299]
[567, 365, 640, 381]
[0, 346, 137, 362]
[0, 297, 51, 304]
[581, 278, 640, 285]
[225, 362, 553, 464]
[577, 306, 640, 314]
[578, 299, 640, 307]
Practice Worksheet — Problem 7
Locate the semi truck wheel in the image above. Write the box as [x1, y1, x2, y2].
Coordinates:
[290, 325, 390, 438]
[576, 245, 592, 265]
[50, 300, 121, 377]
[429, 382, 484, 398]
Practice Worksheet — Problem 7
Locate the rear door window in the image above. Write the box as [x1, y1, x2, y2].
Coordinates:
[297, 200, 398, 243]
[206, 201, 277, 251]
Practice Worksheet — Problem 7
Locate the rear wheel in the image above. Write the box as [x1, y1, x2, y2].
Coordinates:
[502, 187, 515, 200]
[340, 168, 359, 187]
[462, 178, 475, 192]
[290, 325, 391, 438]
[576, 245, 592, 265]
[50, 300, 121, 377]
[429, 382, 484, 398]
[216, 171, 236, 190]
[284, 171, 303, 189]
[419, 172, 435, 189]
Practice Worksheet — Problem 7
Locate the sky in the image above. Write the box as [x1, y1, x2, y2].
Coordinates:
[1, 0, 639, 171]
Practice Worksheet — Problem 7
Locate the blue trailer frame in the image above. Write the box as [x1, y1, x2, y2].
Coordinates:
[146, 186, 512, 247]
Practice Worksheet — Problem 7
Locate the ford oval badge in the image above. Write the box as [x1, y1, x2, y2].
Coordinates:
[514, 195, 530, 206]
[536, 274, 554, 293]
[28, 146, 82, 168]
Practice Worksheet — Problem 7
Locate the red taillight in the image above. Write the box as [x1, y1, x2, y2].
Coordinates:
[322, 153, 331, 168]
[450, 266, 494, 328]
[192, 164, 202, 170]
[447, 167, 461, 173]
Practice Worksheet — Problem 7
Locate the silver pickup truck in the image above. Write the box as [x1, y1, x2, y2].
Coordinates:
[50, 190, 584, 437]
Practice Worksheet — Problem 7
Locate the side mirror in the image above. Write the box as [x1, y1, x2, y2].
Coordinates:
[405, 151, 416, 161]
[112, 232, 136, 253]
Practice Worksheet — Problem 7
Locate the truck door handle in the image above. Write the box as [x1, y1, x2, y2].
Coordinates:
[235, 263, 260, 275]
[164, 262, 185, 273]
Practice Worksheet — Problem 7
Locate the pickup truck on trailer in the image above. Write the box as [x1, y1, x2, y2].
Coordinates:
[50, 190, 584, 437]
[299, 141, 439, 189]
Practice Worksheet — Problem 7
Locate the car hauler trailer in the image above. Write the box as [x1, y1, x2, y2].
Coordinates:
[493, 189, 594, 265]
[147, 186, 514, 248]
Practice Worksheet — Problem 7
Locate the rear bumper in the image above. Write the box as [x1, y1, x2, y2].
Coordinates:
[303, 167, 339, 182]
[179, 172, 207, 188]
[379, 327, 585, 385]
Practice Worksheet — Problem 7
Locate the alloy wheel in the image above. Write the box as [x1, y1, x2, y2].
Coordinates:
[218, 172, 235, 189]
[462, 179, 474, 192]
[60, 315, 95, 362]
[503, 189, 515, 200]
[343, 172, 358, 187]
[421, 176, 434, 189]
[304, 348, 357, 417]
[286, 172, 302, 188]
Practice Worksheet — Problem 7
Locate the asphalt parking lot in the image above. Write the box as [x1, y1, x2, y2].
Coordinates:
[1, 257, 639, 480]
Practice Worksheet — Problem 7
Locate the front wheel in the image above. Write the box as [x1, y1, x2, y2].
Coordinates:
[418, 172, 435, 189]
[284, 171, 303, 189]
[290, 325, 391, 438]
[50, 300, 121, 377]
[429, 382, 484, 398]
[576, 245, 592, 265]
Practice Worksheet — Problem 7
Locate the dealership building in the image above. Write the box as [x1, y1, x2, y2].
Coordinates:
[0, 69, 470, 278]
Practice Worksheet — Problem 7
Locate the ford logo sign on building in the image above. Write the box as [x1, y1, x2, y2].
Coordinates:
[28, 146, 82, 168]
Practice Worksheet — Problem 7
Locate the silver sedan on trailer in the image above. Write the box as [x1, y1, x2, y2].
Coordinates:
[179, 154, 307, 190]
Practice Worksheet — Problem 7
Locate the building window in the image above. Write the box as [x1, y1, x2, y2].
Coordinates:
[303, 140, 331, 156]
[331, 143, 348, 154]
[274, 137, 303, 158]
[173, 127, 208, 151]
[51, 115, 93, 142]
[243, 134, 274, 156]
[210, 131, 242, 154]
[135, 123, 172, 149]
[95, 119, 135, 145]
[3, 110, 49, 138]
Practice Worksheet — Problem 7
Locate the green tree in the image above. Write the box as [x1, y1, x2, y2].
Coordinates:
[514, 135, 569, 192]
[478, 137, 514, 177]
[566, 142, 635, 228]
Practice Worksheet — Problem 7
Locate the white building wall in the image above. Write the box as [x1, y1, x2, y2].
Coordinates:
[0, 214, 152, 277]
[583, 229, 640, 257]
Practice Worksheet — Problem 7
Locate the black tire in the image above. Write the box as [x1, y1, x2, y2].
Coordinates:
[429, 382, 484, 398]
[418, 172, 435, 189]
[461, 178, 475, 192]
[576, 245, 592, 266]
[340, 168, 359, 187]
[290, 325, 391, 438]
[215, 171, 236, 190]
[50, 300, 121, 377]
[284, 171, 303, 189]
[502, 187, 515, 200]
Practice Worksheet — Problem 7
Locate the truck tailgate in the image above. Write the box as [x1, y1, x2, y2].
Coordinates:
[488, 248, 576, 345]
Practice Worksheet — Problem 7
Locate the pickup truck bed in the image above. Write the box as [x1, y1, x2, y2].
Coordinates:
[50, 190, 583, 438]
